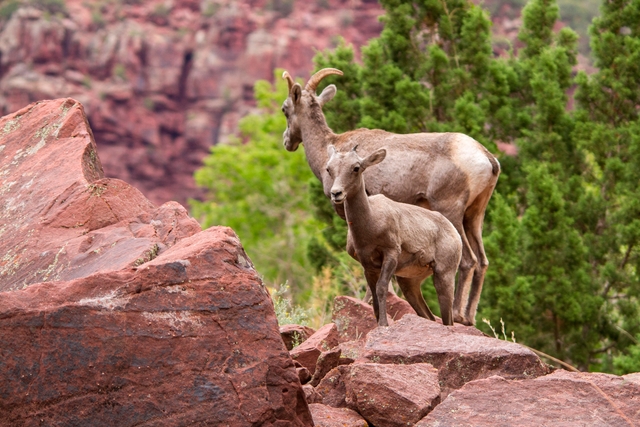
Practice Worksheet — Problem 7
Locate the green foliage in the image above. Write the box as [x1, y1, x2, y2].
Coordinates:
[0, 0, 71, 20]
[32, 0, 67, 16]
[271, 283, 310, 326]
[191, 70, 321, 293]
[267, 0, 293, 17]
[0, 0, 21, 20]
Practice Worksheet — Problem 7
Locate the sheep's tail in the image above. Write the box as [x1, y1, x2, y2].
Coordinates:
[488, 153, 500, 176]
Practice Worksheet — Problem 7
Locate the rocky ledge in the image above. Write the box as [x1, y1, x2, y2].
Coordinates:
[0, 98, 312, 426]
[285, 294, 640, 426]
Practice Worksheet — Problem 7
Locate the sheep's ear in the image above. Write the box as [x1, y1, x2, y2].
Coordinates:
[291, 83, 303, 105]
[327, 145, 337, 158]
[318, 84, 337, 107]
[363, 148, 386, 170]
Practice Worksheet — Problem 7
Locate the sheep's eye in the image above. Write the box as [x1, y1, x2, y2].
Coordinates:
[326, 167, 332, 177]
[353, 166, 360, 173]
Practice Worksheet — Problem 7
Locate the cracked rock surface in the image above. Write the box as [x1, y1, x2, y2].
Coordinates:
[0, 99, 312, 426]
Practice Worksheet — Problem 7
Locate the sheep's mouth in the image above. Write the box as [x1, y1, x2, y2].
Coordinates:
[332, 196, 345, 205]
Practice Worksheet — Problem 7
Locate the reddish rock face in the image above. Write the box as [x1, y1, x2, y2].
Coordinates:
[280, 324, 317, 351]
[0, 0, 384, 205]
[386, 291, 417, 321]
[0, 99, 312, 426]
[310, 347, 343, 387]
[344, 363, 441, 427]
[332, 295, 392, 342]
[315, 365, 350, 409]
[309, 403, 368, 427]
[290, 322, 340, 375]
[360, 314, 549, 398]
[416, 370, 640, 426]
[0, 99, 200, 291]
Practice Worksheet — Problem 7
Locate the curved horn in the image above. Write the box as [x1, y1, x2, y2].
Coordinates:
[282, 70, 295, 92]
[305, 68, 344, 93]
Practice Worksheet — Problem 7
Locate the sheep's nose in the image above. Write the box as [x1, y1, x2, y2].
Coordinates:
[331, 190, 343, 200]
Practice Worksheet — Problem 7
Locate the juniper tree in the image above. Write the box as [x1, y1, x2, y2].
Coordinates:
[573, 0, 640, 372]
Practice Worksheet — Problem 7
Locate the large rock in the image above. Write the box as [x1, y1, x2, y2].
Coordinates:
[316, 365, 350, 409]
[310, 347, 343, 387]
[309, 403, 368, 427]
[344, 363, 441, 427]
[360, 314, 549, 397]
[290, 323, 340, 375]
[386, 291, 417, 321]
[0, 98, 200, 291]
[280, 323, 317, 351]
[416, 370, 640, 426]
[332, 295, 392, 342]
[0, 99, 312, 426]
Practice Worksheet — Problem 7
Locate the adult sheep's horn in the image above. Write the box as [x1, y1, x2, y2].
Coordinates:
[282, 70, 295, 92]
[305, 68, 344, 93]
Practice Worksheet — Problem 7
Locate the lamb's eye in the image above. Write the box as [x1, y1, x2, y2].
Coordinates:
[326, 168, 332, 177]
[353, 166, 360, 173]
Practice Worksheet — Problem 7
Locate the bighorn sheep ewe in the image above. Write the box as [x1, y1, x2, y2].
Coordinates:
[327, 145, 462, 326]
[281, 68, 500, 326]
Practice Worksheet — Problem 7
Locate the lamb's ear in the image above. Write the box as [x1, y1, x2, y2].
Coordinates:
[327, 145, 337, 158]
[318, 84, 337, 107]
[363, 148, 386, 170]
[292, 83, 303, 105]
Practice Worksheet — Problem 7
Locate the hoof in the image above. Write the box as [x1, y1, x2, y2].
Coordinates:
[453, 314, 466, 324]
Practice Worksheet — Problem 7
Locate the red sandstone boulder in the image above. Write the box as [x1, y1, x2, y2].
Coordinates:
[315, 363, 441, 427]
[303, 384, 324, 404]
[309, 403, 368, 427]
[344, 363, 441, 427]
[280, 324, 317, 351]
[310, 347, 344, 387]
[315, 365, 350, 408]
[0, 99, 201, 291]
[416, 370, 640, 426]
[290, 323, 340, 375]
[386, 291, 417, 321]
[337, 340, 367, 363]
[360, 314, 549, 397]
[0, 99, 312, 426]
[332, 295, 392, 342]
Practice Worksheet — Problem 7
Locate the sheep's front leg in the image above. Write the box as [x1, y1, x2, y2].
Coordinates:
[375, 253, 398, 327]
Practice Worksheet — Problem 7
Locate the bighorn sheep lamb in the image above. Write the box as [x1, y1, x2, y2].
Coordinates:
[281, 68, 500, 326]
[327, 145, 462, 326]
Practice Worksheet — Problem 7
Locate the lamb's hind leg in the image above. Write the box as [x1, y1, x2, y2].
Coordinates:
[433, 270, 456, 326]
[396, 276, 436, 321]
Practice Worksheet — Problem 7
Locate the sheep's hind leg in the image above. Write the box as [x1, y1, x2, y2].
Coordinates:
[433, 205, 477, 325]
[397, 276, 436, 321]
[462, 187, 494, 326]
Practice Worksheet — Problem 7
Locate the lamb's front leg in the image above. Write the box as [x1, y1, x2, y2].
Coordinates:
[375, 254, 398, 327]
[364, 269, 381, 322]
